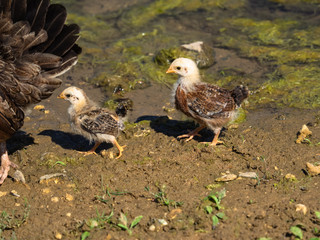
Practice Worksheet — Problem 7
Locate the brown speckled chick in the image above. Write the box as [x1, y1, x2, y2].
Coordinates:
[166, 58, 249, 146]
[58, 86, 125, 158]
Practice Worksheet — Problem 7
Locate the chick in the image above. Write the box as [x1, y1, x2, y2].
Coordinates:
[166, 58, 249, 146]
[58, 87, 125, 158]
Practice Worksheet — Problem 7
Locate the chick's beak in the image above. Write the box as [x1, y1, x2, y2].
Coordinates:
[166, 66, 175, 74]
[57, 93, 65, 99]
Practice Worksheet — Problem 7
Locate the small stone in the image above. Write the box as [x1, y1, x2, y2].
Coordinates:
[215, 173, 237, 182]
[51, 197, 59, 203]
[0, 191, 7, 197]
[65, 193, 74, 201]
[296, 124, 312, 144]
[167, 208, 182, 220]
[15, 203, 21, 207]
[66, 213, 71, 217]
[12, 170, 26, 183]
[285, 174, 296, 181]
[10, 190, 20, 197]
[34, 105, 45, 110]
[42, 188, 51, 194]
[239, 172, 258, 179]
[55, 232, 62, 239]
[44, 110, 50, 114]
[306, 162, 320, 176]
[149, 224, 156, 231]
[296, 204, 307, 215]
[157, 219, 168, 226]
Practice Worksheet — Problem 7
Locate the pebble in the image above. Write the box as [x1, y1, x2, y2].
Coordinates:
[0, 191, 7, 197]
[157, 219, 168, 226]
[66, 213, 72, 217]
[296, 204, 307, 215]
[34, 105, 45, 110]
[65, 193, 74, 201]
[10, 190, 20, 197]
[306, 162, 320, 176]
[239, 172, 258, 179]
[215, 173, 237, 182]
[51, 197, 59, 203]
[149, 225, 156, 231]
[55, 232, 62, 239]
[12, 170, 26, 183]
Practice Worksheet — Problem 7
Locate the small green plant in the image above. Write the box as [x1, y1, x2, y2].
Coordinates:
[149, 185, 183, 208]
[203, 189, 227, 228]
[117, 213, 143, 235]
[0, 200, 30, 231]
[290, 225, 303, 239]
[86, 209, 114, 229]
[95, 176, 129, 204]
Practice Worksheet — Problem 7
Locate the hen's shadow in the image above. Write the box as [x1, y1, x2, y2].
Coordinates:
[136, 115, 219, 142]
[7, 130, 35, 154]
[39, 129, 113, 152]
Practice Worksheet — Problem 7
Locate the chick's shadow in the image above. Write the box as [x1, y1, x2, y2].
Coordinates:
[38, 130, 113, 152]
[136, 115, 220, 142]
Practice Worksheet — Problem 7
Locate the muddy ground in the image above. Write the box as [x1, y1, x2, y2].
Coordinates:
[1, 63, 320, 240]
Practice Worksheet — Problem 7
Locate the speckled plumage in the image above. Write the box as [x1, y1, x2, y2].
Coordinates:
[0, 0, 81, 184]
[167, 58, 249, 145]
[58, 86, 125, 158]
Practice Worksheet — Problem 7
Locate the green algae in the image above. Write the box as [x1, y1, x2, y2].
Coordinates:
[118, 0, 246, 29]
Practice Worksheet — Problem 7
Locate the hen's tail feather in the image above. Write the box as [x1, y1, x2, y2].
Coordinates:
[11, 0, 26, 22]
[31, 4, 66, 53]
[231, 85, 249, 107]
[45, 24, 80, 56]
[0, 0, 81, 108]
[26, 0, 50, 34]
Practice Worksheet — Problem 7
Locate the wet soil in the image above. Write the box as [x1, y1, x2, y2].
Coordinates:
[1, 64, 320, 239]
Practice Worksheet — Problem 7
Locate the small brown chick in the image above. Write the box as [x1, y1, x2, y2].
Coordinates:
[166, 58, 249, 146]
[58, 86, 125, 158]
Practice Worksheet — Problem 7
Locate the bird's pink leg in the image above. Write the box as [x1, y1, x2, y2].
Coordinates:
[177, 125, 206, 142]
[0, 142, 18, 184]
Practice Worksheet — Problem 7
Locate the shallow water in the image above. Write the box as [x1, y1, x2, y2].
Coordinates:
[53, 0, 320, 111]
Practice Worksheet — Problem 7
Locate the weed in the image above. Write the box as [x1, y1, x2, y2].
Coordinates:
[0, 200, 30, 231]
[203, 189, 227, 229]
[290, 225, 303, 239]
[86, 209, 114, 229]
[117, 213, 143, 235]
[148, 185, 183, 208]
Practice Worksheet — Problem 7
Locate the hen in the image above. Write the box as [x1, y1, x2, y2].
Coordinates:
[58, 86, 126, 159]
[166, 58, 249, 146]
[0, 0, 81, 184]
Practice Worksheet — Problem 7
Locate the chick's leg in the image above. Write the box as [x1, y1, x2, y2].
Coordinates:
[177, 125, 206, 142]
[112, 139, 126, 159]
[211, 128, 224, 146]
[0, 142, 18, 184]
[81, 142, 101, 156]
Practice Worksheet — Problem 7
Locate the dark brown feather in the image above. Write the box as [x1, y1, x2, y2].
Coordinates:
[0, 0, 81, 138]
[31, 4, 66, 53]
[11, 0, 26, 22]
[45, 24, 80, 56]
[26, 0, 50, 34]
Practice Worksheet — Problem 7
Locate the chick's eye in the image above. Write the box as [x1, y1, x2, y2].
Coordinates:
[176, 66, 181, 70]
[66, 94, 71, 98]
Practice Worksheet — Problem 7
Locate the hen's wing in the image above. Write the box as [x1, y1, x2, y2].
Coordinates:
[0, 0, 81, 140]
[78, 109, 120, 137]
[186, 83, 236, 120]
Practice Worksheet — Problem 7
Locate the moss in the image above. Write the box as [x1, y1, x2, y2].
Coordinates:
[118, 0, 246, 29]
